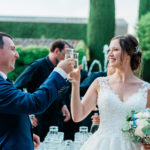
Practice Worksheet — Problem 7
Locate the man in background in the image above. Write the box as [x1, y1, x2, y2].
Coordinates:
[15, 39, 72, 141]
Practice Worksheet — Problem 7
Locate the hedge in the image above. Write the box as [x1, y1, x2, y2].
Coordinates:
[0, 21, 87, 41]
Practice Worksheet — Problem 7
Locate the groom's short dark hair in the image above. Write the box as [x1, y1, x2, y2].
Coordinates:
[0, 32, 12, 49]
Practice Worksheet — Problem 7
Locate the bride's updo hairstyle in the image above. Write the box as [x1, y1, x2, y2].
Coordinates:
[112, 34, 142, 71]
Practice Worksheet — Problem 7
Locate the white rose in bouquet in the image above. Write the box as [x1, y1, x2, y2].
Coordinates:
[134, 112, 144, 119]
[135, 126, 145, 137]
[135, 112, 150, 119]
[136, 119, 149, 127]
[134, 119, 149, 137]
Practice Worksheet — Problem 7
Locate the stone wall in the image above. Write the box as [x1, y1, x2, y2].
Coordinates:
[14, 38, 80, 48]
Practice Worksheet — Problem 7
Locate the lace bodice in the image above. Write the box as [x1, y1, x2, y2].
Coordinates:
[96, 77, 150, 137]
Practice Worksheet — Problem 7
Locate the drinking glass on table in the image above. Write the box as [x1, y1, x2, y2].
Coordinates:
[47, 126, 58, 141]
[79, 126, 89, 143]
[64, 140, 74, 150]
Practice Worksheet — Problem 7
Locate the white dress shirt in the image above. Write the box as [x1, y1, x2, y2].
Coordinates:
[0, 71, 7, 80]
[54, 67, 68, 79]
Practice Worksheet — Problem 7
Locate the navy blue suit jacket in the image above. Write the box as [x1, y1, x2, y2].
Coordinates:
[0, 71, 67, 150]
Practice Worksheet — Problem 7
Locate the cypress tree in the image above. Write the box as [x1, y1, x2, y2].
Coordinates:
[139, 0, 150, 19]
[87, 0, 115, 68]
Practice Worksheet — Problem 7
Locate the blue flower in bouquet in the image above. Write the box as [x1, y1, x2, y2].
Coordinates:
[132, 114, 138, 121]
[132, 120, 137, 127]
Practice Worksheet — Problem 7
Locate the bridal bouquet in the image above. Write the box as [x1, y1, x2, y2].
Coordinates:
[122, 109, 150, 144]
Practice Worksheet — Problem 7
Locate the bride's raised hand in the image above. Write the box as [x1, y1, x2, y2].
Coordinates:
[69, 65, 82, 86]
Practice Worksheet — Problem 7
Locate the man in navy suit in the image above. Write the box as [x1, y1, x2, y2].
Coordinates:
[0, 32, 74, 150]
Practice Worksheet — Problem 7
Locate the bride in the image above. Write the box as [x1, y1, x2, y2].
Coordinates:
[70, 34, 150, 150]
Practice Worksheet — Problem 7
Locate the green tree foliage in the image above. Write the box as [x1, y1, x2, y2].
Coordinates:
[75, 40, 88, 64]
[136, 12, 150, 82]
[87, 0, 115, 68]
[142, 51, 150, 82]
[139, 0, 150, 19]
[137, 12, 150, 52]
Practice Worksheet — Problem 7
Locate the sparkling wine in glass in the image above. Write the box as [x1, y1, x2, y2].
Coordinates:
[73, 52, 79, 71]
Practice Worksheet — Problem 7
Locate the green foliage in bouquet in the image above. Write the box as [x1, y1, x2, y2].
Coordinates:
[142, 126, 150, 135]
[126, 110, 138, 122]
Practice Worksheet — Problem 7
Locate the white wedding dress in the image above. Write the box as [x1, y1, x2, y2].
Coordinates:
[80, 77, 150, 150]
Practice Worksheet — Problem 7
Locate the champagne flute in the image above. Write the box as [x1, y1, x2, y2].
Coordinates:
[68, 52, 79, 82]
[65, 48, 79, 82]
[65, 48, 74, 59]
[65, 48, 79, 71]
[73, 52, 79, 71]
